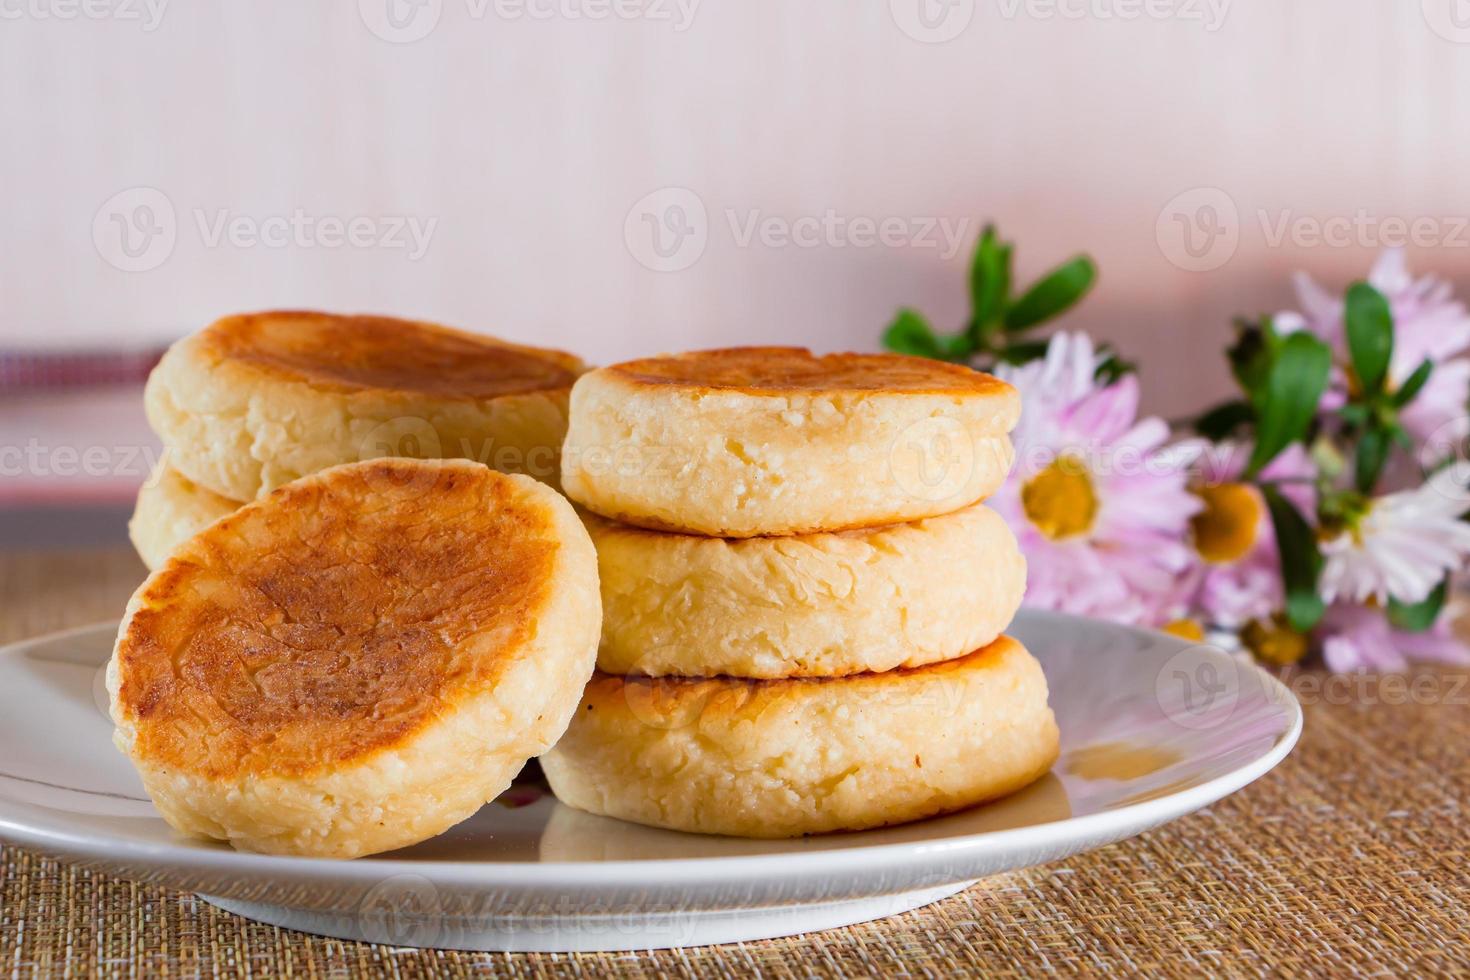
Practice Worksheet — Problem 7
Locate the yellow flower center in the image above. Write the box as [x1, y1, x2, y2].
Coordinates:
[1021, 456, 1099, 540]
[1319, 494, 1371, 547]
[1191, 483, 1263, 564]
[1163, 619, 1206, 642]
[1240, 615, 1309, 667]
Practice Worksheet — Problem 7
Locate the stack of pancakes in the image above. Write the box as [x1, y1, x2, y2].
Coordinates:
[128, 310, 585, 569]
[542, 348, 1060, 838]
[112, 323, 1059, 853]
[111, 310, 599, 857]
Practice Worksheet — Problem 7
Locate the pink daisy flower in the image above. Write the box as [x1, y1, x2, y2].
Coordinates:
[992, 332, 1203, 628]
[1319, 604, 1470, 673]
[1189, 444, 1316, 630]
[1278, 248, 1470, 452]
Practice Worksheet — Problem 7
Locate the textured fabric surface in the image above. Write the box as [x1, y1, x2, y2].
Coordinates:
[2, 548, 1467, 978]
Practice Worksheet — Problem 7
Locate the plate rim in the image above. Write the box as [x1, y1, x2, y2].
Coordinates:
[0, 610, 1302, 888]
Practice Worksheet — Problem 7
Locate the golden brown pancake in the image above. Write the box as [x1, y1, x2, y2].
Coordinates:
[561, 347, 1019, 537]
[128, 462, 241, 570]
[197, 310, 581, 398]
[541, 636, 1059, 838]
[108, 458, 601, 858]
[586, 500, 1026, 678]
[612, 346, 1015, 395]
[145, 310, 587, 500]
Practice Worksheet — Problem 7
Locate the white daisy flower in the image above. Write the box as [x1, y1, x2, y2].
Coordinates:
[1318, 483, 1470, 606]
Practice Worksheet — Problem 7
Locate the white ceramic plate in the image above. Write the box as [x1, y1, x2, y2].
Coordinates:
[0, 610, 1299, 952]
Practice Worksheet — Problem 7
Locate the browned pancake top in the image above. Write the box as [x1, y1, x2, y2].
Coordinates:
[114, 459, 561, 780]
[608, 347, 1012, 396]
[199, 311, 582, 398]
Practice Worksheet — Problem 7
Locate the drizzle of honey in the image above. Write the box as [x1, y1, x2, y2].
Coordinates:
[1064, 741, 1181, 782]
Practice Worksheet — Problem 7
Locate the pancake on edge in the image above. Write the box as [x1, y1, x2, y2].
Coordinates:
[129, 462, 241, 571]
[560, 346, 1020, 537]
[145, 311, 587, 501]
[108, 458, 601, 858]
[540, 636, 1058, 838]
[587, 500, 1026, 678]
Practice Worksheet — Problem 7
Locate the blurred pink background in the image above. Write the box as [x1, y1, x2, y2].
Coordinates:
[3, 0, 1470, 520]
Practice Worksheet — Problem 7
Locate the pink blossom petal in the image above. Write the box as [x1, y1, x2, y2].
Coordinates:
[1369, 247, 1411, 295]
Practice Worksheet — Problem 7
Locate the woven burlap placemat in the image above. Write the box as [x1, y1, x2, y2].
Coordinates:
[2, 548, 1466, 977]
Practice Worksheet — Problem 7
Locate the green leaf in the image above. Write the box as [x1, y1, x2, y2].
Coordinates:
[968, 227, 1012, 346]
[1354, 425, 1391, 494]
[1094, 352, 1136, 385]
[1388, 579, 1449, 632]
[1246, 331, 1332, 477]
[1195, 399, 1254, 441]
[1228, 319, 1276, 401]
[883, 308, 946, 360]
[1344, 281, 1394, 396]
[1003, 256, 1097, 332]
[1392, 358, 1434, 409]
[1262, 485, 1326, 633]
[941, 331, 977, 362]
[996, 338, 1050, 365]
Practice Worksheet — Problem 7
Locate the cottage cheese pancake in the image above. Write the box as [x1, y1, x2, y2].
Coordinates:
[146, 311, 585, 499]
[108, 458, 600, 858]
[541, 636, 1058, 838]
[588, 501, 1026, 678]
[561, 347, 1019, 537]
[128, 463, 241, 570]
